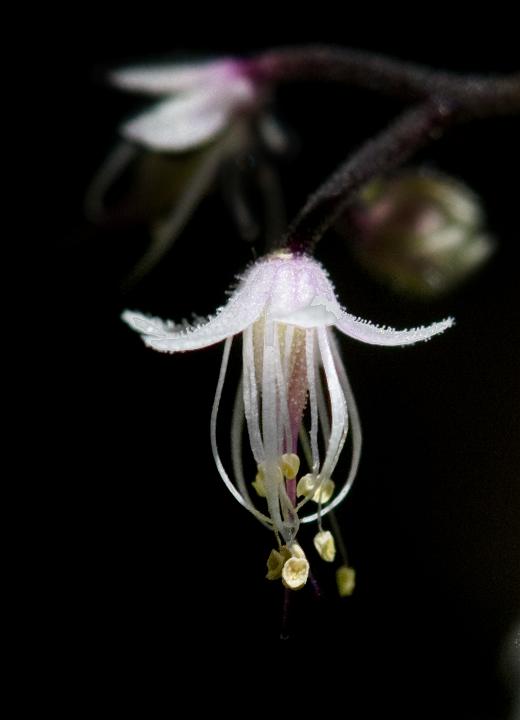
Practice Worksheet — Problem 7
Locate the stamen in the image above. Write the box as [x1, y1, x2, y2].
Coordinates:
[318, 327, 348, 481]
[280, 453, 300, 479]
[305, 330, 320, 472]
[274, 327, 293, 453]
[211, 337, 273, 528]
[243, 324, 264, 464]
[336, 565, 356, 597]
[313, 530, 336, 562]
[262, 320, 286, 539]
[231, 376, 256, 508]
[266, 546, 291, 580]
[282, 557, 309, 590]
[252, 471, 267, 497]
[296, 473, 335, 504]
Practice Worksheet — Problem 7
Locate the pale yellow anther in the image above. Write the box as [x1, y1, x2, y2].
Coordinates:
[252, 471, 266, 497]
[312, 477, 335, 504]
[288, 542, 305, 559]
[336, 565, 356, 597]
[282, 556, 310, 591]
[296, 474, 335, 504]
[313, 530, 336, 562]
[265, 546, 291, 580]
[280, 453, 300, 479]
[296, 473, 318, 498]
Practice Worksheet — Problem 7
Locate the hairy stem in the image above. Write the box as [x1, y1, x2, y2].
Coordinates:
[253, 45, 520, 118]
[283, 99, 454, 253]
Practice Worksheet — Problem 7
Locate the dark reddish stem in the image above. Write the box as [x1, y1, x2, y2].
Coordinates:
[246, 46, 520, 255]
[283, 99, 455, 254]
[252, 45, 520, 119]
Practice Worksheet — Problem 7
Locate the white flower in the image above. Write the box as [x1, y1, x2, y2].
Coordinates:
[122, 251, 453, 579]
[111, 58, 258, 152]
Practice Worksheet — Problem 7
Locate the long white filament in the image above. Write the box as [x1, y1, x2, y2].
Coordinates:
[325, 330, 363, 512]
[212, 325, 361, 534]
[242, 324, 264, 464]
[231, 376, 258, 513]
[211, 337, 272, 527]
[317, 326, 348, 482]
[305, 330, 320, 473]
[315, 348, 331, 443]
[301, 329, 353, 525]
[262, 321, 286, 540]
[274, 328, 293, 454]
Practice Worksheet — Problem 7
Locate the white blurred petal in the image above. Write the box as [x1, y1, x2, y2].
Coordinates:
[120, 93, 229, 151]
[336, 313, 454, 346]
[110, 60, 234, 96]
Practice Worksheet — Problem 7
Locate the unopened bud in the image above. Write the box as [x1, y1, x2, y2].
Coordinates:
[342, 171, 494, 297]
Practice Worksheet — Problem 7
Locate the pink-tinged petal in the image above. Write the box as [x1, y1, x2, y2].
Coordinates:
[110, 60, 236, 96]
[266, 254, 343, 327]
[120, 93, 230, 151]
[335, 312, 454, 346]
[121, 265, 271, 352]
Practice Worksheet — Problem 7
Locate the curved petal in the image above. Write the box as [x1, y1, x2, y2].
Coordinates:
[122, 264, 271, 352]
[110, 60, 234, 96]
[120, 93, 230, 151]
[335, 312, 454, 346]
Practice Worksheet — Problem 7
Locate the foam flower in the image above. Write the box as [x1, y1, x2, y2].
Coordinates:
[111, 58, 259, 152]
[123, 251, 453, 586]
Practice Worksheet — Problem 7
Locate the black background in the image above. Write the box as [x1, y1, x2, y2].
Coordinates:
[46, 9, 519, 714]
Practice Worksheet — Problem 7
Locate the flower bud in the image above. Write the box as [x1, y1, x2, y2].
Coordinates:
[343, 171, 494, 297]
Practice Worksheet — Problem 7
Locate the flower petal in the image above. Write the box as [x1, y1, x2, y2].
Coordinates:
[335, 312, 454, 346]
[110, 60, 235, 96]
[122, 264, 271, 352]
[120, 93, 230, 151]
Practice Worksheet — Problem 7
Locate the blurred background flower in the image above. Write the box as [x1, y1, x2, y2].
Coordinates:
[339, 169, 495, 298]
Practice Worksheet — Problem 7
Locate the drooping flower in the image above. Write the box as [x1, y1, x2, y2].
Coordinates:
[111, 58, 260, 152]
[122, 251, 453, 587]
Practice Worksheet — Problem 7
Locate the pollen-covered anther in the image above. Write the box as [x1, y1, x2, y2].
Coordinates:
[312, 477, 335, 504]
[336, 565, 356, 597]
[280, 453, 300, 480]
[252, 471, 266, 498]
[252, 462, 283, 498]
[282, 543, 309, 590]
[313, 530, 336, 562]
[296, 473, 336, 504]
[265, 546, 291, 580]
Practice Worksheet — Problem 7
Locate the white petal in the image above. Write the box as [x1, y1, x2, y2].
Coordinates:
[110, 60, 235, 96]
[121, 264, 271, 353]
[335, 312, 454, 346]
[122, 311, 176, 336]
[266, 255, 343, 327]
[120, 93, 229, 151]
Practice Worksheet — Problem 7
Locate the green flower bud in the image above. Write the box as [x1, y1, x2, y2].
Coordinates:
[345, 171, 494, 298]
